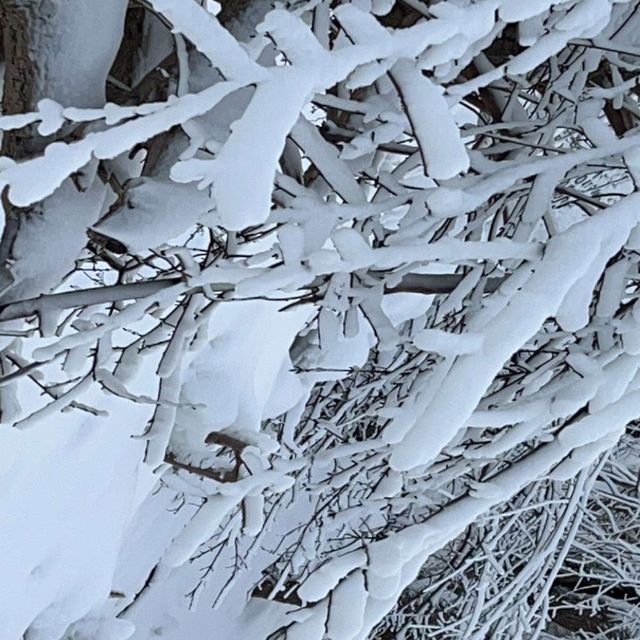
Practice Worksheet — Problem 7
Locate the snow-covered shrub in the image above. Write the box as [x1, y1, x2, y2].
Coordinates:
[1, 0, 640, 638]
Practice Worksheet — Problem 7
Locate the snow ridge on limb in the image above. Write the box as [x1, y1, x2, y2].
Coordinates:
[390, 60, 469, 180]
[0, 82, 241, 207]
[389, 193, 640, 472]
[146, 0, 266, 83]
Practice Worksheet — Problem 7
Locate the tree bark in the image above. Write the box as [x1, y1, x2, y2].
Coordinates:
[0, 0, 129, 301]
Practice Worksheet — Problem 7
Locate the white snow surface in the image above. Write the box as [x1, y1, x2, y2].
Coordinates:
[175, 299, 312, 447]
[0, 386, 155, 640]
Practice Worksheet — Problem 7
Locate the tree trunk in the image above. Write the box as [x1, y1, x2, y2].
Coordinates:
[0, 0, 128, 301]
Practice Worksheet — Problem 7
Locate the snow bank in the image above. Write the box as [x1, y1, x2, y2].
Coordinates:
[0, 390, 154, 640]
